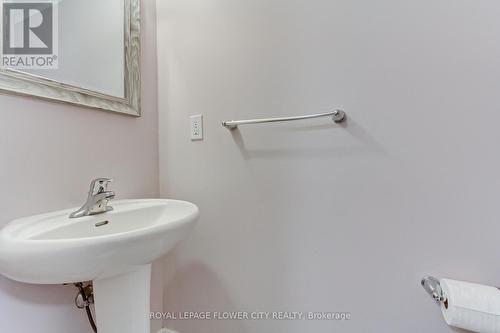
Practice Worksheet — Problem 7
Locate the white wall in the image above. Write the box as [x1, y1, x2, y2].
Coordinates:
[0, 1, 159, 332]
[157, 0, 500, 332]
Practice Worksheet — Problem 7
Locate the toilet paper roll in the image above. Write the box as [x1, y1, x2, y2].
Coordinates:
[441, 279, 500, 333]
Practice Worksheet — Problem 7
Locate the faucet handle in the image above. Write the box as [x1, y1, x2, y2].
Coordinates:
[89, 178, 113, 195]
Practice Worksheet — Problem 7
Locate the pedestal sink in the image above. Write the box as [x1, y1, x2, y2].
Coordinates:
[0, 199, 199, 333]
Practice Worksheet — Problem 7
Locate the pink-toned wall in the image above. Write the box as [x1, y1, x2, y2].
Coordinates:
[0, 1, 159, 332]
[157, 0, 500, 332]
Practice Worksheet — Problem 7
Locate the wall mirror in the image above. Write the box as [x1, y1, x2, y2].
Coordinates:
[0, 0, 141, 116]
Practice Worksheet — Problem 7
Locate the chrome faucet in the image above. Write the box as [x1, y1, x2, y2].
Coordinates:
[69, 178, 115, 218]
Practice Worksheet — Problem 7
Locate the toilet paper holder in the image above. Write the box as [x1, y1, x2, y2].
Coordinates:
[421, 276, 447, 303]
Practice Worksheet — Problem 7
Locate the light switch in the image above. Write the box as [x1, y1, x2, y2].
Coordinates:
[190, 115, 203, 141]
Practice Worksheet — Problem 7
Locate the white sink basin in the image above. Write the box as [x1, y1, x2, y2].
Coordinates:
[0, 199, 199, 333]
[0, 199, 199, 284]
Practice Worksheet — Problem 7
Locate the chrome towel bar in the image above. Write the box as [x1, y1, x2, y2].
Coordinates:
[222, 110, 346, 130]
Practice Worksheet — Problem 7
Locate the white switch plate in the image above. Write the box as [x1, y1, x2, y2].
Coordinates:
[190, 115, 203, 141]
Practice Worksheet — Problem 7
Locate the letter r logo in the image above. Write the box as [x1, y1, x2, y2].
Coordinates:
[3, 2, 53, 54]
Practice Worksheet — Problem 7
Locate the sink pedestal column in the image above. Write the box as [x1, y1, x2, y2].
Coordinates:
[93, 264, 151, 333]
